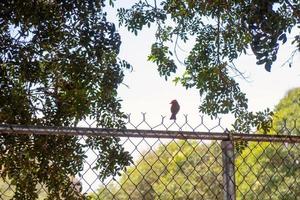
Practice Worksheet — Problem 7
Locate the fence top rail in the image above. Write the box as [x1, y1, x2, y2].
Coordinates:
[1, 124, 300, 143]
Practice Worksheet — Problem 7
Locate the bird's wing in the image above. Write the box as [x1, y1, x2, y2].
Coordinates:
[171, 103, 179, 113]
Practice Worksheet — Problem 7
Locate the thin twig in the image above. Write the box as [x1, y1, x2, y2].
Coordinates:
[174, 34, 185, 65]
[228, 62, 250, 82]
[280, 48, 298, 68]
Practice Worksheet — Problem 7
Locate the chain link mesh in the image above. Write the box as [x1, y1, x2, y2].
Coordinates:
[0, 115, 300, 200]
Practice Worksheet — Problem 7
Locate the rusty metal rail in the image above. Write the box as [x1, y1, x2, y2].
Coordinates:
[1, 124, 300, 143]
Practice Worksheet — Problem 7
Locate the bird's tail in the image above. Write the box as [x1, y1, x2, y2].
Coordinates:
[170, 114, 176, 120]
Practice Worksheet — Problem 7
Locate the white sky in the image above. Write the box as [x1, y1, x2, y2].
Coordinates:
[108, 1, 300, 128]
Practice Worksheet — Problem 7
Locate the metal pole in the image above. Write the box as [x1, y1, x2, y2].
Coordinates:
[221, 140, 236, 200]
[2, 124, 300, 143]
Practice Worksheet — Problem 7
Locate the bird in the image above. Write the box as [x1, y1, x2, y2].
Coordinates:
[170, 100, 180, 120]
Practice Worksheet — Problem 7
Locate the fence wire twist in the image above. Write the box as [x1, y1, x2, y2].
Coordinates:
[0, 114, 300, 200]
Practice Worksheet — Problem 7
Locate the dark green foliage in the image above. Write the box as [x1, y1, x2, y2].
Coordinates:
[0, 0, 132, 199]
[148, 43, 177, 80]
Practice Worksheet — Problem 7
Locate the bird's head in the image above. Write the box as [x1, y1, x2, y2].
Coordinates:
[170, 100, 178, 104]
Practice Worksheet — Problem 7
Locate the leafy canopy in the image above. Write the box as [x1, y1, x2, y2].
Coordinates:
[0, 0, 132, 199]
[118, 0, 300, 132]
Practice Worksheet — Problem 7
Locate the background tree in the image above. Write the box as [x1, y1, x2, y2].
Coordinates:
[118, 0, 300, 133]
[236, 87, 300, 199]
[90, 140, 224, 200]
[0, 0, 132, 199]
[272, 87, 300, 134]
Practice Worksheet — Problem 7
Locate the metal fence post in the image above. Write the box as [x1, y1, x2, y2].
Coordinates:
[221, 139, 236, 200]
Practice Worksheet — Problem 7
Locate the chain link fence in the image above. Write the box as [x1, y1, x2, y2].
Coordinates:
[0, 115, 300, 200]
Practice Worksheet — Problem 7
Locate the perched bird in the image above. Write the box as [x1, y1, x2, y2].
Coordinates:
[170, 100, 180, 120]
